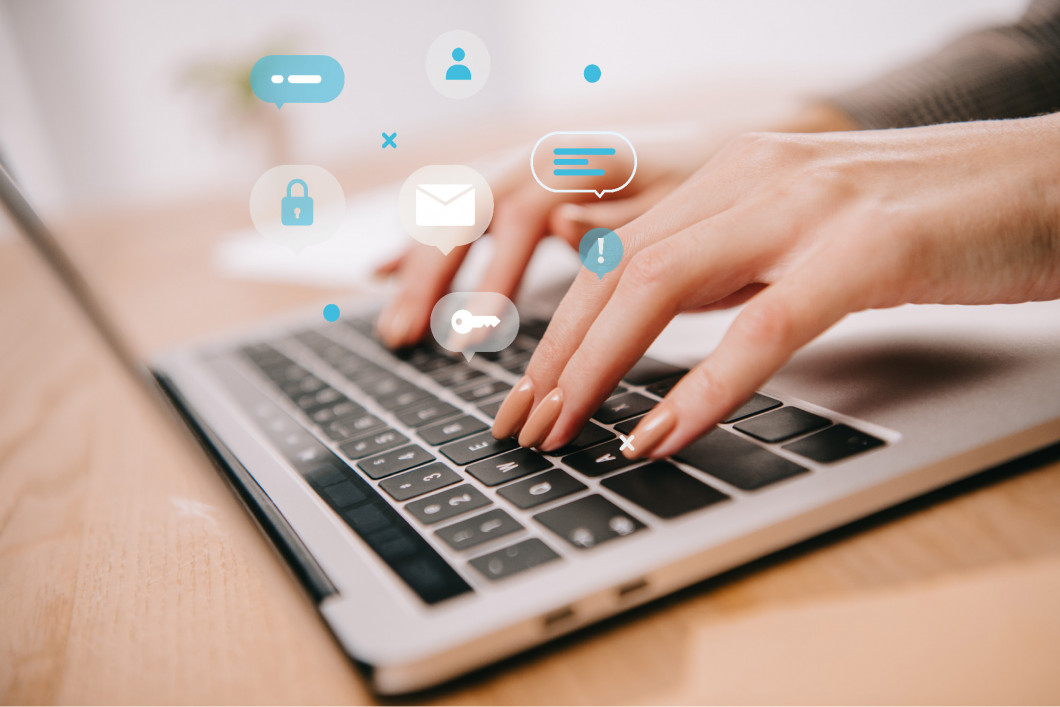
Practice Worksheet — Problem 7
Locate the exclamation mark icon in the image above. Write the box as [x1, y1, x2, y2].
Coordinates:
[597, 237, 605, 263]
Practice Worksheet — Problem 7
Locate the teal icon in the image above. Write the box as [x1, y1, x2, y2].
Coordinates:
[446, 47, 472, 80]
[323, 304, 341, 322]
[584, 64, 601, 83]
[281, 179, 314, 226]
[251, 55, 344, 108]
[382, 131, 397, 148]
[578, 228, 623, 279]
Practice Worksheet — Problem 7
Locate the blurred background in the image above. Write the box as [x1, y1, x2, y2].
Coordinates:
[0, 0, 1027, 223]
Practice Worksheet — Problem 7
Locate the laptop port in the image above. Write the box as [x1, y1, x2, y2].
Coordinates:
[617, 577, 649, 601]
[542, 606, 576, 630]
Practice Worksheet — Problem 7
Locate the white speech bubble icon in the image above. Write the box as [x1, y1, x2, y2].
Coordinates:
[430, 292, 519, 361]
[398, 165, 494, 255]
[530, 131, 637, 198]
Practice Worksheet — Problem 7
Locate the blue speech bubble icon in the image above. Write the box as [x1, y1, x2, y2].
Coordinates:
[250, 55, 344, 108]
[579, 228, 623, 279]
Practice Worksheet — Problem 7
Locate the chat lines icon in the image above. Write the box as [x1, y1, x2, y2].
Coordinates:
[530, 131, 636, 198]
[430, 292, 518, 361]
[251, 55, 344, 108]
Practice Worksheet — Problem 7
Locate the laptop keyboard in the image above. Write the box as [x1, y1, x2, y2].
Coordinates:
[232, 314, 885, 605]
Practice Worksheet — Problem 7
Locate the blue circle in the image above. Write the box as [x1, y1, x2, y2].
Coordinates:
[583, 64, 601, 83]
[452, 47, 466, 61]
[323, 304, 341, 322]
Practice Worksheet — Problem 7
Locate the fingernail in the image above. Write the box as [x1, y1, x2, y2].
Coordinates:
[492, 376, 534, 439]
[518, 387, 564, 448]
[625, 406, 676, 459]
[377, 305, 411, 348]
[556, 203, 591, 231]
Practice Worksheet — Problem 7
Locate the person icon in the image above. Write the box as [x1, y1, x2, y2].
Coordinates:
[445, 47, 471, 81]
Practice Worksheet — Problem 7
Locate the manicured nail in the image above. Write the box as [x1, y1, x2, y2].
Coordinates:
[492, 376, 534, 439]
[556, 203, 591, 231]
[518, 387, 564, 448]
[624, 406, 676, 459]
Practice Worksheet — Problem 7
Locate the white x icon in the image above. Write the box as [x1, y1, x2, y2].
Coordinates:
[618, 434, 635, 452]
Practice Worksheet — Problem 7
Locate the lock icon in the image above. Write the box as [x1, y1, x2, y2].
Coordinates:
[280, 179, 314, 226]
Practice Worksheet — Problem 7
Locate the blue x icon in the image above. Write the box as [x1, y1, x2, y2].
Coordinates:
[381, 132, 397, 149]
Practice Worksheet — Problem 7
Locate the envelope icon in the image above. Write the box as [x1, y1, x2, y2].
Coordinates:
[416, 183, 476, 227]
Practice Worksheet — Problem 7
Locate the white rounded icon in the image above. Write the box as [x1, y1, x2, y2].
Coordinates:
[430, 292, 518, 361]
[426, 30, 490, 99]
[250, 165, 345, 252]
[398, 165, 494, 254]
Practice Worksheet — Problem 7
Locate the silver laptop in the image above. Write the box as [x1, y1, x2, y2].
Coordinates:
[4, 160, 1059, 695]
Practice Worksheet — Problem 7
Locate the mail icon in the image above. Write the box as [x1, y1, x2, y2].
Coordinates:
[415, 183, 476, 227]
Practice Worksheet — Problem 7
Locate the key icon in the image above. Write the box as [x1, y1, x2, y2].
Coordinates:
[451, 309, 501, 335]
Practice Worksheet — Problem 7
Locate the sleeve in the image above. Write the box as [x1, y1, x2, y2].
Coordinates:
[828, 0, 1060, 128]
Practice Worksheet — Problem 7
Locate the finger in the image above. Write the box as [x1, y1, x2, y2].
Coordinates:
[534, 209, 773, 450]
[631, 254, 868, 460]
[376, 243, 470, 348]
[494, 161, 743, 441]
[373, 249, 408, 278]
[549, 181, 679, 246]
[473, 187, 559, 300]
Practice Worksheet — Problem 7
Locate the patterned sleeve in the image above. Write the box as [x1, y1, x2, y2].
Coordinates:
[828, 0, 1060, 128]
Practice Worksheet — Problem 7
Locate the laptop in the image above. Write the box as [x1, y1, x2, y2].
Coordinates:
[4, 160, 1059, 695]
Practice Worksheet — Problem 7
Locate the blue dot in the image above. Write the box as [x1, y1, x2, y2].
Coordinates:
[323, 304, 340, 322]
[583, 64, 601, 83]
[452, 47, 466, 61]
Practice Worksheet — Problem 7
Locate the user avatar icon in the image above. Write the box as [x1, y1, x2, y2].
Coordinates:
[426, 30, 490, 99]
[446, 48, 471, 81]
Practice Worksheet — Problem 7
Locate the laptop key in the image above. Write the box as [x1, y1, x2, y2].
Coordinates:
[675, 428, 808, 490]
[613, 415, 645, 437]
[497, 469, 586, 509]
[406, 484, 490, 525]
[593, 392, 656, 424]
[357, 444, 435, 479]
[418, 415, 488, 446]
[377, 386, 433, 411]
[396, 400, 459, 428]
[309, 398, 363, 424]
[783, 424, 885, 463]
[319, 479, 369, 509]
[623, 357, 688, 386]
[602, 462, 729, 519]
[476, 399, 504, 419]
[323, 412, 385, 441]
[721, 393, 781, 423]
[645, 374, 683, 398]
[379, 462, 461, 501]
[534, 494, 646, 549]
[466, 448, 551, 486]
[468, 538, 560, 581]
[430, 364, 487, 388]
[339, 429, 408, 459]
[551, 422, 614, 455]
[734, 407, 831, 443]
[440, 432, 518, 465]
[456, 378, 512, 402]
[562, 439, 640, 477]
[435, 509, 522, 551]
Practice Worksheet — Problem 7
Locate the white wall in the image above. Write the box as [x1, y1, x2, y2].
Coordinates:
[0, 0, 1027, 218]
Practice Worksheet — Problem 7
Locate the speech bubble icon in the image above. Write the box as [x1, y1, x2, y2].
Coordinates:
[250, 55, 344, 108]
[579, 228, 624, 279]
[530, 131, 637, 198]
[397, 165, 495, 255]
[249, 165, 345, 252]
[430, 292, 519, 361]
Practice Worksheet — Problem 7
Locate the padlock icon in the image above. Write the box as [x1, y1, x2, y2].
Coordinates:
[280, 178, 314, 226]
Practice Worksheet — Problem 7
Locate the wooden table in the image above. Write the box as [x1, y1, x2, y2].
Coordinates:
[3, 164, 1060, 704]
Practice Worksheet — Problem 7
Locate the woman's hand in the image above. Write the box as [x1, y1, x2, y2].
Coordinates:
[374, 151, 687, 349]
[492, 113, 1060, 459]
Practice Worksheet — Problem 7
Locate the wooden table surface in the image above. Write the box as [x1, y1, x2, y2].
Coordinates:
[3, 162, 1060, 704]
